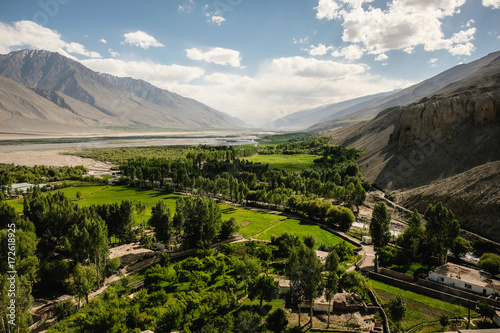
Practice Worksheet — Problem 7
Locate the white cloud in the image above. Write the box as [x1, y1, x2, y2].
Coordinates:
[266, 56, 367, 78]
[122, 31, 164, 49]
[0, 20, 101, 59]
[100, 38, 107, 44]
[211, 16, 226, 25]
[314, 0, 475, 57]
[186, 47, 243, 68]
[108, 48, 120, 57]
[374, 54, 388, 61]
[65, 42, 101, 58]
[482, 0, 500, 8]
[429, 58, 438, 64]
[80, 58, 204, 85]
[306, 44, 334, 56]
[331, 44, 365, 60]
[315, 0, 342, 20]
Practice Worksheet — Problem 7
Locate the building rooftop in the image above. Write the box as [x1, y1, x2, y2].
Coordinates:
[433, 263, 500, 292]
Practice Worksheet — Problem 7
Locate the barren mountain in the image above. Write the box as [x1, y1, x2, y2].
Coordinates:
[311, 51, 500, 131]
[0, 49, 245, 133]
[268, 90, 395, 130]
[325, 51, 500, 240]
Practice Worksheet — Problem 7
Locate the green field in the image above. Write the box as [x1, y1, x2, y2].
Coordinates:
[255, 218, 356, 250]
[371, 279, 478, 331]
[242, 153, 320, 172]
[8, 185, 353, 248]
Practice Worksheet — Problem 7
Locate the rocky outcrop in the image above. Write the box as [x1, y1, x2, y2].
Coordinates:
[390, 91, 500, 150]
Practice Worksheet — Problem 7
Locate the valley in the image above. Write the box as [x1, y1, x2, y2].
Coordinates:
[0, 47, 499, 333]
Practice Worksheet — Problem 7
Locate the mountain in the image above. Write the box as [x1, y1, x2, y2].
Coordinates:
[0, 49, 245, 134]
[325, 51, 500, 241]
[310, 51, 500, 131]
[100, 73, 247, 128]
[268, 90, 396, 130]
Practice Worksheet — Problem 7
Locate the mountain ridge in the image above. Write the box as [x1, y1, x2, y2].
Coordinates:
[324, 51, 500, 241]
[0, 49, 246, 133]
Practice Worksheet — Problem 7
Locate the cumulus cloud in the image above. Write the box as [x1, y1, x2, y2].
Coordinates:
[482, 0, 500, 8]
[158, 54, 410, 125]
[314, 0, 476, 56]
[374, 54, 388, 61]
[331, 44, 365, 60]
[315, 0, 342, 20]
[306, 44, 334, 56]
[211, 16, 226, 25]
[100, 38, 107, 44]
[80, 58, 204, 85]
[186, 47, 243, 67]
[0, 20, 101, 58]
[122, 31, 164, 49]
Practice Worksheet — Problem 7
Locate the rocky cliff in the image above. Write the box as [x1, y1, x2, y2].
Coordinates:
[325, 52, 500, 241]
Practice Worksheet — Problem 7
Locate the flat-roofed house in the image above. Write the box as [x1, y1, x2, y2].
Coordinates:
[428, 263, 500, 297]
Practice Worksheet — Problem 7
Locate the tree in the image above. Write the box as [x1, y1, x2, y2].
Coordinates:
[451, 236, 472, 260]
[478, 253, 500, 275]
[118, 200, 135, 241]
[324, 271, 339, 328]
[135, 201, 146, 229]
[219, 217, 240, 240]
[287, 245, 323, 329]
[174, 196, 222, 248]
[248, 275, 279, 307]
[234, 310, 261, 333]
[303, 234, 316, 249]
[387, 294, 406, 330]
[149, 200, 172, 245]
[424, 202, 460, 264]
[72, 263, 97, 306]
[266, 308, 288, 333]
[439, 314, 450, 331]
[477, 302, 496, 323]
[370, 202, 391, 252]
[399, 209, 424, 258]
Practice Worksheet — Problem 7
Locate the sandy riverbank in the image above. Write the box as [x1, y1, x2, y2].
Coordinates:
[0, 149, 114, 170]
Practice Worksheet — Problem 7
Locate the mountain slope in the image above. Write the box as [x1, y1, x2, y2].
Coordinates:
[269, 90, 395, 130]
[0, 49, 244, 130]
[0, 75, 116, 135]
[100, 73, 247, 128]
[311, 51, 500, 131]
[326, 52, 500, 241]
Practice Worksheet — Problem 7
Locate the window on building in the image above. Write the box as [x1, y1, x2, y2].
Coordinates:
[464, 283, 472, 289]
[440, 277, 444, 282]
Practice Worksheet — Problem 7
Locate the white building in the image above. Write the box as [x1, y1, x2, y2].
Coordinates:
[428, 263, 500, 297]
[10, 183, 47, 193]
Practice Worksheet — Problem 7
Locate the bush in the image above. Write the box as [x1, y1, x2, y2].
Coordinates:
[54, 300, 76, 319]
[266, 308, 288, 333]
[478, 253, 500, 275]
[107, 257, 121, 273]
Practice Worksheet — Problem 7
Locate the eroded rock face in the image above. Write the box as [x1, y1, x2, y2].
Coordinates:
[391, 91, 500, 150]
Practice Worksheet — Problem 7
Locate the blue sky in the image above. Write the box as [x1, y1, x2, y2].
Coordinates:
[0, 0, 499, 125]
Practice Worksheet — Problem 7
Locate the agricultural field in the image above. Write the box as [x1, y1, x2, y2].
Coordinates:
[371, 279, 478, 332]
[8, 185, 352, 249]
[242, 153, 320, 172]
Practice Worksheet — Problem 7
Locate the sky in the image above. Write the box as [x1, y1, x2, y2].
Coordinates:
[0, 0, 499, 126]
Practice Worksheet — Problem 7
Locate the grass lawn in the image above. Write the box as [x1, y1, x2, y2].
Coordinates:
[255, 218, 357, 250]
[8, 185, 356, 249]
[371, 279, 478, 331]
[220, 205, 286, 237]
[241, 154, 320, 172]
